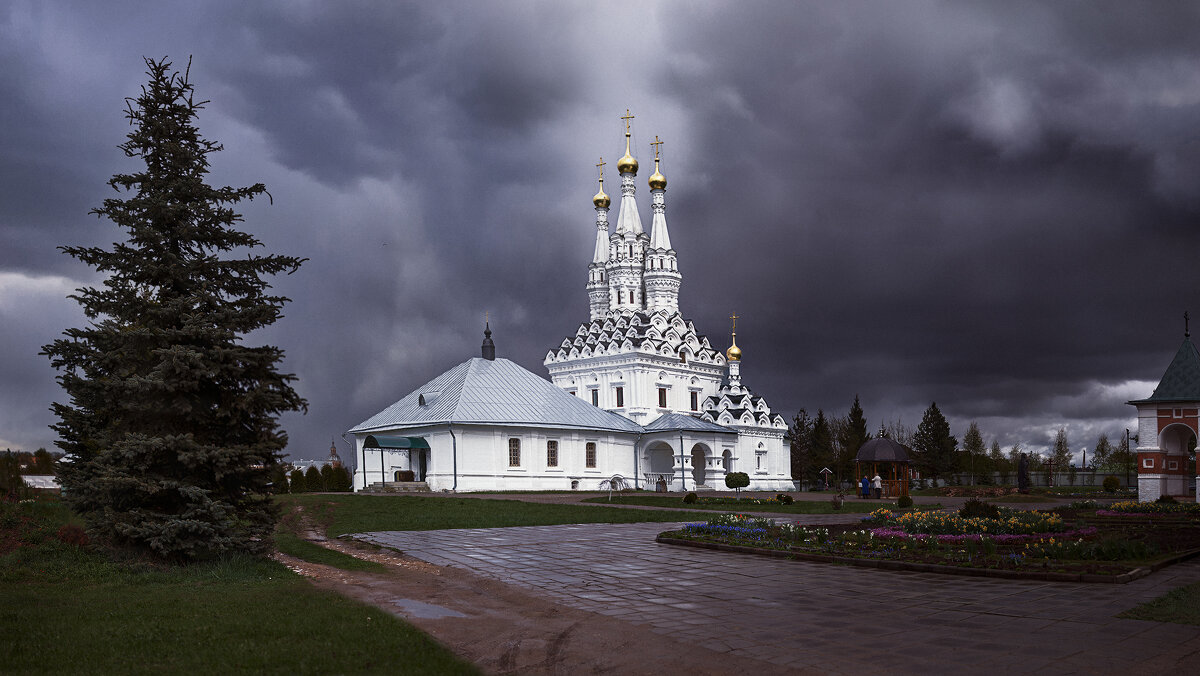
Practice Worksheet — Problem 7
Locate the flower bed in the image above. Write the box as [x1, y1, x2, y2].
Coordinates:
[662, 507, 1200, 579]
[1097, 501, 1200, 516]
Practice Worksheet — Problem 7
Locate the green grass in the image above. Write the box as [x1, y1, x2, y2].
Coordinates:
[1118, 581, 1200, 625]
[280, 494, 706, 537]
[988, 495, 1057, 503]
[274, 530, 386, 573]
[0, 500, 476, 675]
[580, 494, 923, 514]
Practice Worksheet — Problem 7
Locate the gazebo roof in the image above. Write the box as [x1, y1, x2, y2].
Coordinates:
[855, 437, 911, 463]
[1128, 338, 1200, 405]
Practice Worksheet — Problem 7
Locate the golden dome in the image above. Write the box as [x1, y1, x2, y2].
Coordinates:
[648, 158, 666, 190]
[726, 335, 742, 361]
[593, 184, 610, 208]
[617, 134, 638, 175]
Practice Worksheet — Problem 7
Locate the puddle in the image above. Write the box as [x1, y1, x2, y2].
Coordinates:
[389, 598, 467, 619]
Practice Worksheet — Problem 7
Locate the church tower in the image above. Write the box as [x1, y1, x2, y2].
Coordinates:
[587, 160, 611, 320]
[643, 136, 681, 313]
[606, 110, 648, 313]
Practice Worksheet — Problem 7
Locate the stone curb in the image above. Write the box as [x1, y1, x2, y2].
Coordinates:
[655, 534, 1200, 584]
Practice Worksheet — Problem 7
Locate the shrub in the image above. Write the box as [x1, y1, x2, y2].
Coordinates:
[1102, 475, 1120, 493]
[330, 466, 353, 492]
[305, 466, 323, 492]
[724, 472, 750, 495]
[776, 493, 794, 505]
[1156, 494, 1178, 504]
[959, 497, 1001, 520]
[269, 464, 289, 495]
[320, 464, 335, 491]
[289, 469, 306, 493]
[55, 524, 89, 547]
[897, 495, 914, 509]
[683, 492, 698, 504]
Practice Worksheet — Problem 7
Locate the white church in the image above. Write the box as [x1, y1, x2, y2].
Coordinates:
[349, 116, 791, 493]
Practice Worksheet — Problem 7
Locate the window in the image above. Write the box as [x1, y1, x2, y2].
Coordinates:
[586, 442, 597, 468]
[756, 454, 762, 470]
[591, 389, 599, 406]
[508, 438, 521, 467]
[615, 387, 624, 408]
[658, 387, 668, 408]
[679, 350, 687, 364]
[547, 440, 558, 467]
[690, 391, 698, 411]
[1143, 458, 1154, 469]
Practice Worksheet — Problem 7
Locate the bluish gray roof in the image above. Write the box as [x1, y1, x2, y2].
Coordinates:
[643, 412, 736, 434]
[350, 358, 643, 434]
[1129, 338, 1200, 404]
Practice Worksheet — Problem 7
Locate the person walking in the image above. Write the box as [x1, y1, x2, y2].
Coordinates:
[872, 472, 882, 499]
[860, 475, 870, 499]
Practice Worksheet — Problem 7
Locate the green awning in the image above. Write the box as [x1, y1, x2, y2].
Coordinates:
[363, 435, 430, 450]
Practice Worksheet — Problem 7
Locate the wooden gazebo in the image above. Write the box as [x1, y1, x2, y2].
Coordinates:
[855, 438, 911, 499]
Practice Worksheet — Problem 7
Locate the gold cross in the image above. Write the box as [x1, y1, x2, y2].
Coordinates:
[621, 109, 635, 134]
[596, 157, 605, 182]
[651, 136, 663, 160]
[730, 313, 739, 333]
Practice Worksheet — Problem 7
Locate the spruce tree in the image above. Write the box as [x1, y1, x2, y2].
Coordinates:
[42, 57, 306, 560]
[788, 409, 814, 482]
[962, 421, 985, 484]
[912, 402, 957, 486]
[839, 395, 871, 478]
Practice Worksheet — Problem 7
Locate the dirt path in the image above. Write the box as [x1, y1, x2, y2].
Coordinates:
[277, 536, 803, 675]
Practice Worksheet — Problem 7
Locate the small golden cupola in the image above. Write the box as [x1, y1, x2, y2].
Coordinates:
[617, 109, 638, 175]
[592, 167, 610, 208]
[648, 144, 666, 190]
[726, 313, 742, 361]
[726, 335, 742, 361]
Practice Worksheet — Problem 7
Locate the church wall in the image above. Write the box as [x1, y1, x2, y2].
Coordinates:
[549, 354, 724, 425]
[355, 424, 642, 492]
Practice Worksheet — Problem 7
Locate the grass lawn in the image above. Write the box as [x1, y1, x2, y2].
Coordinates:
[988, 495, 1056, 503]
[1119, 582, 1200, 625]
[0, 499, 475, 675]
[280, 494, 706, 537]
[274, 530, 386, 573]
[579, 494, 922, 514]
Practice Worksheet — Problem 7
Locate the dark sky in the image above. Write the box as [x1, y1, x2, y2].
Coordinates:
[4, 1, 1199, 465]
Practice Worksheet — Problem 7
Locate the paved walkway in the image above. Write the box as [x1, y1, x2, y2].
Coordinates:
[357, 522, 1200, 675]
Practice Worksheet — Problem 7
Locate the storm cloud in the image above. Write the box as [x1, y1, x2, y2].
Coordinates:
[3, 1, 1199, 463]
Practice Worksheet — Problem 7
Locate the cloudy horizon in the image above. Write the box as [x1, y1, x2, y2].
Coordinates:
[4, 1, 1199, 468]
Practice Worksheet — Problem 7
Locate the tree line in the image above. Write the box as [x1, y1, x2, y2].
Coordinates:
[788, 398, 1141, 487]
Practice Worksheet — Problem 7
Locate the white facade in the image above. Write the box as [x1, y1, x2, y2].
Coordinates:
[350, 119, 793, 493]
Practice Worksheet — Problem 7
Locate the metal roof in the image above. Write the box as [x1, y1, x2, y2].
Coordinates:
[1129, 338, 1200, 404]
[643, 412, 737, 434]
[855, 437, 911, 463]
[349, 357, 643, 434]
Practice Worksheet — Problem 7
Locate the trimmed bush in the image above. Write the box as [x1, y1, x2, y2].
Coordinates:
[1102, 475, 1120, 493]
[725, 472, 750, 495]
[329, 466, 353, 492]
[269, 464, 289, 495]
[289, 469, 306, 493]
[683, 492, 698, 504]
[320, 464, 335, 492]
[897, 495, 914, 509]
[305, 466, 323, 492]
[1156, 494, 1178, 504]
[959, 497, 1001, 520]
[776, 493, 794, 505]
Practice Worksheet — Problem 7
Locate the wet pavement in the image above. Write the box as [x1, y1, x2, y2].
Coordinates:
[356, 520, 1200, 674]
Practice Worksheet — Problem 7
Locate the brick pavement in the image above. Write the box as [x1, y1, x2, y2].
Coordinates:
[356, 522, 1200, 674]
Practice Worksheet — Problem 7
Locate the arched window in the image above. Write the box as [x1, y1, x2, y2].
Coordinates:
[508, 438, 521, 467]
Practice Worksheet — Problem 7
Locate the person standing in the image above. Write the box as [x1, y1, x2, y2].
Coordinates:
[860, 475, 870, 499]
[872, 472, 882, 499]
